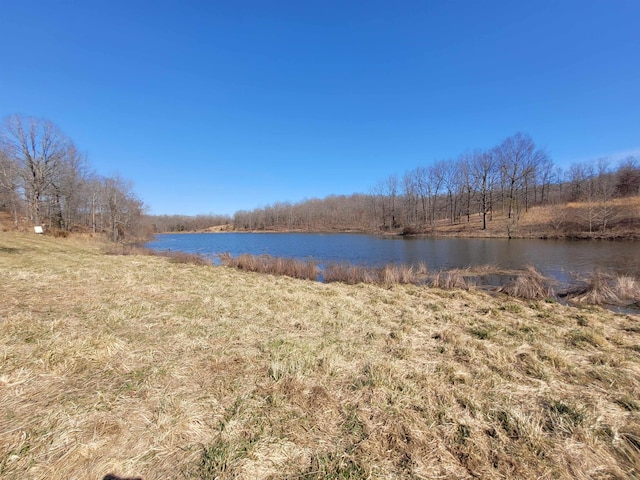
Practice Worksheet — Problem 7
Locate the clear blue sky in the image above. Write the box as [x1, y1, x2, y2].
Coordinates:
[1, 1, 638, 216]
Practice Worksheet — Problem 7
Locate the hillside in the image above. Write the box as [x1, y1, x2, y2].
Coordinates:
[423, 195, 640, 240]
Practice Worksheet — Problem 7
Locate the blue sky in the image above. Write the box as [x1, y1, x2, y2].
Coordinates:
[1, 1, 638, 216]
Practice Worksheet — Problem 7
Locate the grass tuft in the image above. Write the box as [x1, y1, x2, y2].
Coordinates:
[219, 253, 319, 280]
[499, 265, 554, 300]
[568, 271, 640, 306]
[430, 270, 469, 290]
[323, 263, 378, 284]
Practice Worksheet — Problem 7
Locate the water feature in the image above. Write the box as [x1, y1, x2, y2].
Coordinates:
[146, 233, 639, 287]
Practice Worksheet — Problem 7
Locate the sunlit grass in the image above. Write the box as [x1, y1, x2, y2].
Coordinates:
[1, 232, 639, 479]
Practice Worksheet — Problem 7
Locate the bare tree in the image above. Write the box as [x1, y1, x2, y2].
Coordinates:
[1, 115, 73, 227]
[428, 160, 446, 225]
[48, 144, 90, 231]
[593, 158, 617, 232]
[102, 175, 145, 242]
[386, 174, 399, 229]
[457, 153, 473, 223]
[536, 155, 554, 204]
[615, 156, 640, 197]
[411, 166, 430, 226]
[402, 171, 419, 228]
[0, 146, 21, 227]
[370, 180, 387, 230]
[497, 133, 546, 220]
[441, 160, 458, 224]
[471, 149, 497, 230]
[566, 163, 588, 202]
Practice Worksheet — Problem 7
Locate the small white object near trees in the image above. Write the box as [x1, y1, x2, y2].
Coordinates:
[34, 226, 44, 234]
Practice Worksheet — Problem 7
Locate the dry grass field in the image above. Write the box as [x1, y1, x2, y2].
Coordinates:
[1, 233, 639, 479]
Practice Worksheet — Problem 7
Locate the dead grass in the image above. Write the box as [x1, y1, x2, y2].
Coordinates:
[224, 254, 628, 306]
[498, 265, 555, 300]
[429, 269, 470, 290]
[322, 262, 378, 284]
[322, 262, 419, 286]
[219, 253, 319, 280]
[568, 271, 640, 306]
[1, 233, 640, 479]
[105, 243, 211, 266]
[615, 276, 640, 302]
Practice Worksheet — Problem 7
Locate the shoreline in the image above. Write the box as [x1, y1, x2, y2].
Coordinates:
[154, 227, 640, 241]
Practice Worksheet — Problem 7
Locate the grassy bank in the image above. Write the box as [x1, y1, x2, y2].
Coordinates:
[1, 233, 639, 479]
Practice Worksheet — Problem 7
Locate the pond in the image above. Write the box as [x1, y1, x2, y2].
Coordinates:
[146, 233, 639, 287]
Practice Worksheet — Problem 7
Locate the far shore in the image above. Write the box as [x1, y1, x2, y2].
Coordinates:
[155, 225, 640, 241]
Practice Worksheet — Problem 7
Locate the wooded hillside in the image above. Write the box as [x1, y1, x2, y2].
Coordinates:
[230, 133, 640, 238]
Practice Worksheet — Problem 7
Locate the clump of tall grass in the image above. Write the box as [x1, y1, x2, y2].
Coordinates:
[416, 261, 428, 275]
[323, 263, 377, 284]
[219, 253, 319, 280]
[569, 271, 640, 306]
[429, 269, 470, 290]
[462, 264, 503, 276]
[499, 265, 554, 300]
[614, 275, 640, 302]
[323, 263, 418, 285]
[381, 264, 418, 285]
[164, 251, 211, 266]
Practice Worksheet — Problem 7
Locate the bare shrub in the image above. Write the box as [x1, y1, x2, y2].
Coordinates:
[500, 266, 554, 300]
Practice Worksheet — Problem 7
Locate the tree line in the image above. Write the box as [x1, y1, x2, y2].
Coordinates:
[0, 114, 145, 241]
[233, 132, 640, 235]
[4, 119, 636, 238]
[146, 214, 231, 233]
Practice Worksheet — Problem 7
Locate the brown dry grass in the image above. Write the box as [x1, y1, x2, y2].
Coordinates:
[105, 243, 211, 266]
[429, 269, 470, 290]
[415, 195, 640, 239]
[219, 253, 319, 280]
[569, 271, 640, 306]
[322, 262, 379, 284]
[1, 233, 640, 479]
[323, 262, 420, 286]
[498, 265, 555, 300]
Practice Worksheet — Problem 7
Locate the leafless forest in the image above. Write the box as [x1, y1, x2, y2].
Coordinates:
[2, 115, 639, 239]
[229, 133, 640, 237]
[0, 115, 146, 240]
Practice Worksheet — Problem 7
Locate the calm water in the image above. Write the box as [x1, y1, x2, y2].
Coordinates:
[146, 233, 639, 285]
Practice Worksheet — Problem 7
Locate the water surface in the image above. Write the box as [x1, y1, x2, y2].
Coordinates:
[147, 233, 639, 286]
